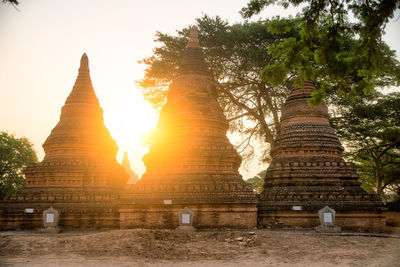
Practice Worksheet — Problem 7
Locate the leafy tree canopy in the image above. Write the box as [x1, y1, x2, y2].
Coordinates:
[138, 14, 398, 163]
[2, 0, 19, 6]
[138, 15, 299, 160]
[0, 132, 37, 198]
[241, 0, 400, 104]
[331, 92, 400, 199]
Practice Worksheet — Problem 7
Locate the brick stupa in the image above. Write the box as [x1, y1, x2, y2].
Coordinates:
[0, 54, 128, 230]
[258, 81, 385, 231]
[120, 27, 258, 229]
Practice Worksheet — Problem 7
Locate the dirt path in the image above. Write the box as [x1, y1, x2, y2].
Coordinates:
[1, 229, 399, 266]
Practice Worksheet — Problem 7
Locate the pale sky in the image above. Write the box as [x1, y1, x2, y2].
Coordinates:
[1, 0, 399, 179]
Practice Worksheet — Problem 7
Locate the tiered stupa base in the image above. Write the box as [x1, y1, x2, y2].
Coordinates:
[0, 189, 121, 230]
[258, 199, 385, 233]
[120, 204, 257, 230]
[258, 210, 385, 232]
[120, 175, 258, 229]
[258, 160, 385, 231]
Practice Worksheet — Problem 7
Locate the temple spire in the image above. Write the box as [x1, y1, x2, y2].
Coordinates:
[63, 53, 97, 106]
[187, 26, 200, 48]
[122, 151, 132, 170]
[122, 151, 138, 184]
[23, 52, 127, 192]
[79, 53, 89, 71]
[179, 26, 209, 76]
[43, 53, 118, 163]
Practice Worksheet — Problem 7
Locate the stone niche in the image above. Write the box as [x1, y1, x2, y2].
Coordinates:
[178, 207, 194, 225]
[177, 207, 195, 231]
[43, 207, 59, 227]
[315, 206, 341, 233]
[41, 207, 60, 233]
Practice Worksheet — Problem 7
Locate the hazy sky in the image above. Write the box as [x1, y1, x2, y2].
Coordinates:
[1, 0, 399, 178]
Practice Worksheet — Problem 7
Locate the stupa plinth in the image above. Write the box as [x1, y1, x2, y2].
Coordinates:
[258, 80, 385, 231]
[0, 54, 128, 230]
[120, 27, 258, 229]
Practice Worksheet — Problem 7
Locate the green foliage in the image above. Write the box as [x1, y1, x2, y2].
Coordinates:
[241, 0, 400, 104]
[245, 170, 266, 194]
[139, 12, 399, 162]
[331, 93, 400, 199]
[2, 0, 19, 4]
[0, 132, 38, 198]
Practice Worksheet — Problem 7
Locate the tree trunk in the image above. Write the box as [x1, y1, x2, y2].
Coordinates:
[375, 162, 383, 197]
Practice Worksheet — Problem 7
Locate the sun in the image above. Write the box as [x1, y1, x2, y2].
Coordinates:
[102, 86, 159, 177]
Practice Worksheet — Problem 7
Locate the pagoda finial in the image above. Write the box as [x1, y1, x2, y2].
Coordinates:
[80, 53, 89, 71]
[187, 26, 200, 48]
[121, 151, 131, 168]
[123, 151, 129, 161]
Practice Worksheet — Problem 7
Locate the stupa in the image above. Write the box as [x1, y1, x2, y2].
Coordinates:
[0, 54, 128, 230]
[258, 80, 385, 231]
[122, 151, 138, 184]
[120, 27, 258, 229]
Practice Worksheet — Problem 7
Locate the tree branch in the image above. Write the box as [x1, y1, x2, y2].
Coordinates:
[377, 138, 400, 160]
[382, 177, 400, 191]
[236, 125, 258, 154]
[259, 83, 280, 129]
[227, 112, 250, 122]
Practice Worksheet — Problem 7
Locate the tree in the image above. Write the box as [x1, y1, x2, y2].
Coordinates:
[240, 0, 400, 104]
[2, 0, 19, 6]
[331, 92, 400, 199]
[138, 14, 399, 163]
[138, 15, 300, 160]
[2, 0, 18, 4]
[245, 170, 266, 194]
[0, 132, 37, 198]
[240, 1, 400, 197]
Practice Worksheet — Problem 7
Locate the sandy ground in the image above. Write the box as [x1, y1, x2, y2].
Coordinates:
[0, 229, 399, 267]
